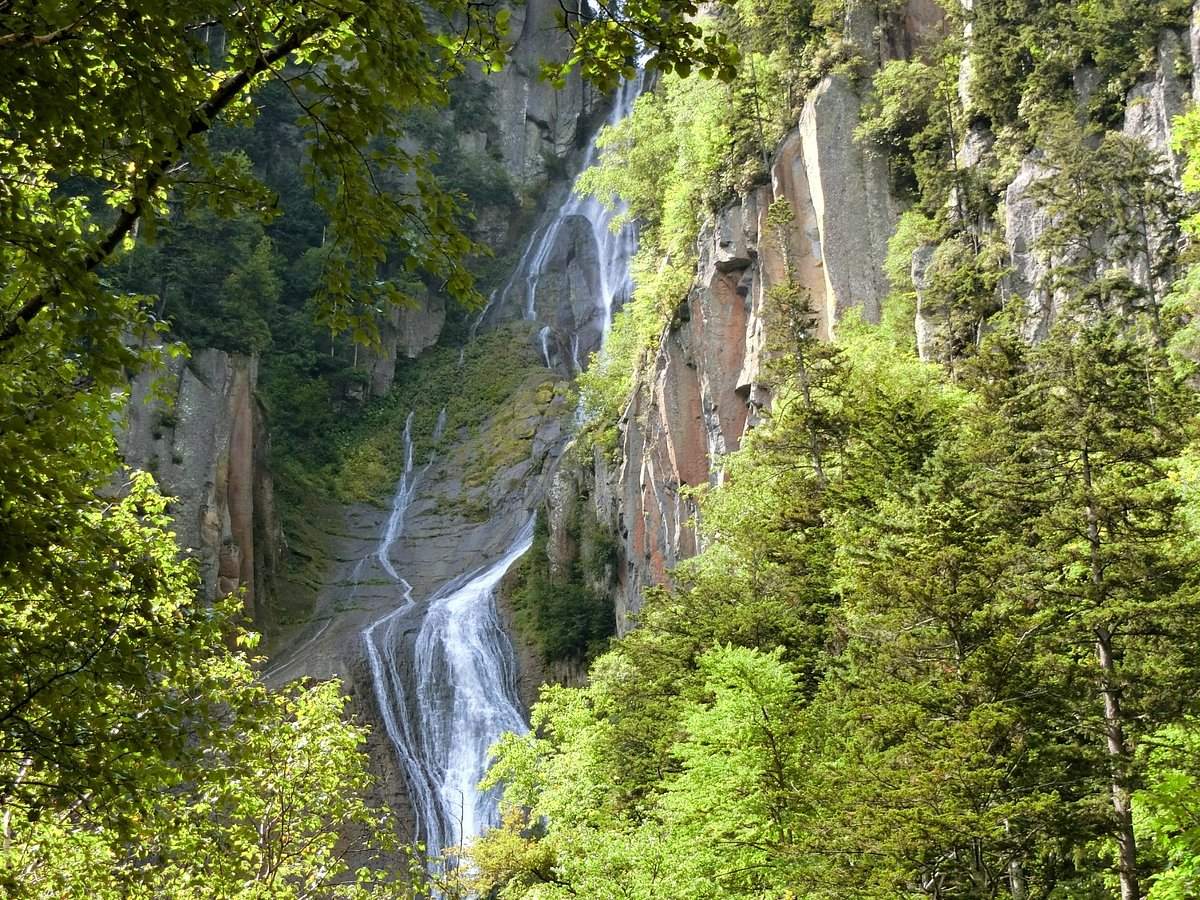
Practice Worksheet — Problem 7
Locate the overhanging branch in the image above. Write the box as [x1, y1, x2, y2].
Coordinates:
[0, 13, 343, 346]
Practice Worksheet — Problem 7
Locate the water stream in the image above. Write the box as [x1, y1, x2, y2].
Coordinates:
[361, 75, 643, 869]
[469, 73, 642, 357]
[362, 522, 532, 856]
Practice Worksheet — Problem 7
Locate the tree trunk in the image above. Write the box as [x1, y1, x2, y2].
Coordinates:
[1004, 819, 1028, 900]
[1095, 624, 1139, 900]
[1081, 445, 1139, 900]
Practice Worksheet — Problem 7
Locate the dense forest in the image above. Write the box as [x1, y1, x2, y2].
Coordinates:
[6, 0, 1200, 898]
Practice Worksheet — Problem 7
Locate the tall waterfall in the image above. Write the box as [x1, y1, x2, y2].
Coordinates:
[361, 76, 642, 868]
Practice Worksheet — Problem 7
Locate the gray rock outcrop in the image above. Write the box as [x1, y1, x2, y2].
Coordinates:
[119, 348, 278, 618]
[586, 72, 899, 630]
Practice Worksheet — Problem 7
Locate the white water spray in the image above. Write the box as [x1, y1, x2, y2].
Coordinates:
[491, 74, 643, 341]
[362, 521, 533, 856]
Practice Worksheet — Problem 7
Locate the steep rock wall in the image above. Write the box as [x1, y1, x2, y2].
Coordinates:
[359, 0, 598, 397]
[580, 4, 1200, 633]
[554, 0, 956, 631]
[926, 16, 1200, 354]
[120, 348, 279, 620]
[582, 70, 901, 632]
[488, 0, 601, 188]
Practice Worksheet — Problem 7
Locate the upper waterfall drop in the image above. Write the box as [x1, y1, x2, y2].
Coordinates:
[497, 73, 643, 347]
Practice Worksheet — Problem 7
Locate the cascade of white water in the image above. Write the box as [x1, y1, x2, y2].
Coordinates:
[375, 412, 416, 582]
[433, 406, 448, 443]
[376, 408, 448, 588]
[362, 521, 533, 856]
[537, 325, 553, 368]
[498, 74, 643, 338]
[362, 75, 643, 868]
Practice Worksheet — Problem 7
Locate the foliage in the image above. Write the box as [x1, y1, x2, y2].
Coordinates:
[1027, 119, 1185, 345]
[541, 1, 739, 91]
[1136, 721, 1200, 899]
[858, 51, 966, 209]
[473, 276, 1200, 897]
[969, 0, 1192, 130]
[509, 510, 616, 664]
[277, 323, 550, 504]
[0, 476, 401, 897]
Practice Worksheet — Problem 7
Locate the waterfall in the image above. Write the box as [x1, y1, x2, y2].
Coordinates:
[361, 75, 643, 869]
[493, 73, 643, 340]
[375, 412, 416, 582]
[362, 520, 532, 857]
[375, 408, 448, 591]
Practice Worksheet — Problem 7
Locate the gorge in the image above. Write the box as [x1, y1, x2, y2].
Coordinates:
[11, 0, 1200, 896]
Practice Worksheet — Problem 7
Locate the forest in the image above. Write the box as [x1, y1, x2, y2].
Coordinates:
[4, 0, 1200, 898]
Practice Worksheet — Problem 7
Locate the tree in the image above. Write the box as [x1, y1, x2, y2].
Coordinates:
[0, 1, 734, 342]
[1135, 720, 1200, 900]
[0, 477, 397, 897]
[1029, 122, 1185, 348]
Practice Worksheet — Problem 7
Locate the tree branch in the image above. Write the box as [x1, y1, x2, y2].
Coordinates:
[0, 12, 343, 346]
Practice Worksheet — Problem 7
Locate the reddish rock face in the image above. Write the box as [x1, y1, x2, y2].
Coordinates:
[587, 72, 897, 632]
[226, 362, 257, 617]
[120, 349, 274, 619]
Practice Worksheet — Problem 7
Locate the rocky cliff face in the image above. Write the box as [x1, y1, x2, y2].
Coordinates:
[265, 334, 574, 838]
[487, 0, 601, 187]
[356, 0, 601, 399]
[119, 348, 279, 620]
[997, 23, 1198, 347]
[566, 2, 1200, 633]
[576, 34, 935, 631]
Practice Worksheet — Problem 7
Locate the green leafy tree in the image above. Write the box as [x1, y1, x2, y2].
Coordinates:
[1135, 721, 1200, 899]
[0, 477, 400, 897]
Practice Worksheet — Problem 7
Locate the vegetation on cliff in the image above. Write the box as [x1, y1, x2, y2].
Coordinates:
[478, 290, 1200, 899]
[473, 2, 1200, 898]
[509, 508, 617, 665]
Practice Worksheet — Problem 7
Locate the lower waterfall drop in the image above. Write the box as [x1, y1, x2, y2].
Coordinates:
[362, 520, 532, 858]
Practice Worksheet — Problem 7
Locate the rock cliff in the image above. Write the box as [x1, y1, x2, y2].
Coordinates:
[574, 63, 916, 631]
[570, 2, 1200, 632]
[119, 348, 279, 620]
